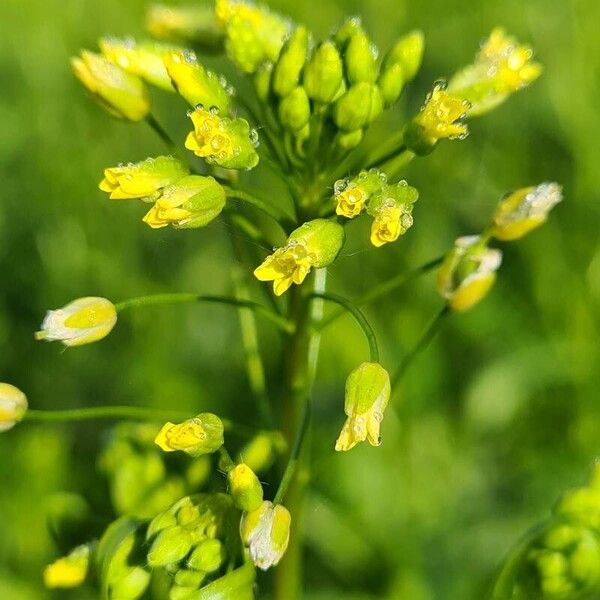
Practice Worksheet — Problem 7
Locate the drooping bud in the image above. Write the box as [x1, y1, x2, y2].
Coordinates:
[145, 4, 224, 52]
[254, 219, 345, 296]
[367, 181, 419, 247]
[99, 38, 176, 91]
[333, 168, 387, 219]
[449, 28, 542, 116]
[436, 236, 502, 312]
[383, 30, 424, 81]
[216, 0, 291, 73]
[163, 50, 232, 112]
[303, 41, 344, 104]
[142, 175, 226, 229]
[240, 501, 291, 570]
[278, 86, 311, 131]
[36, 297, 117, 347]
[44, 544, 91, 589]
[404, 82, 470, 155]
[71, 51, 150, 121]
[378, 62, 405, 107]
[334, 82, 383, 130]
[0, 384, 27, 433]
[99, 155, 189, 201]
[154, 413, 224, 457]
[335, 362, 391, 452]
[490, 182, 562, 241]
[228, 463, 264, 512]
[185, 106, 260, 170]
[344, 31, 378, 84]
[272, 26, 310, 97]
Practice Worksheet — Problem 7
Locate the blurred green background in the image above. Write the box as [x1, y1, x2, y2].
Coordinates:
[1, 0, 599, 598]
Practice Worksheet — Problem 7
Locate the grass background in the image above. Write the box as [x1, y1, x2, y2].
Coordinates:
[0, 0, 599, 598]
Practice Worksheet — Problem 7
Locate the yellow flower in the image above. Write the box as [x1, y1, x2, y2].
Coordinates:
[335, 185, 366, 218]
[184, 107, 259, 170]
[44, 545, 90, 589]
[448, 28, 542, 116]
[99, 156, 189, 200]
[491, 182, 562, 241]
[99, 38, 176, 91]
[155, 413, 224, 457]
[240, 501, 291, 570]
[71, 50, 150, 121]
[0, 383, 28, 433]
[35, 297, 117, 347]
[414, 83, 470, 143]
[142, 175, 226, 229]
[254, 219, 345, 296]
[335, 362, 391, 452]
[437, 236, 502, 312]
[370, 203, 414, 247]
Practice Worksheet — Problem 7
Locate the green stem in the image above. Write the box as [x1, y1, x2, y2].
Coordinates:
[218, 446, 236, 472]
[23, 407, 251, 437]
[319, 256, 444, 330]
[114, 293, 294, 334]
[223, 187, 293, 229]
[391, 305, 450, 389]
[145, 113, 176, 149]
[310, 292, 380, 362]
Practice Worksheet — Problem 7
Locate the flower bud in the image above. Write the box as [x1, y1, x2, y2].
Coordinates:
[111, 567, 152, 600]
[334, 82, 382, 130]
[0, 384, 27, 433]
[36, 297, 117, 347]
[174, 569, 206, 588]
[335, 362, 391, 452]
[303, 41, 344, 104]
[145, 4, 224, 52]
[345, 31, 378, 84]
[240, 501, 291, 570]
[99, 38, 175, 91]
[142, 175, 226, 229]
[99, 155, 189, 201]
[71, 51, 150, 121]
[185, 106, 259, 170]
[278, 86, 311, 131]
[335, 128, 363, 150]
[44, 544, 90, 589]
[147, 525, 194, 567]
[404, 82, 470, 155]
[254, 219, 345, 296]
[238, 431, 287, 473]
[216, 0, 291, 73]
[187, 538, 226, 572]
[163, 50, 232, 112]
[448, 28, 542, 116]
[333, 168, 387, 219]
[367, 181, 419, 247]
[254, 62, 273, 102]
[333, 16, 364, 49]
[228, 463, 264, 512]
[437, 236, 502, 312]
[383, 30, 424, 81]
[490, 182, 562, 241]
[273, 26, 310, 97]
[155, 413, 224, 457]
[378, 62, 405, 107]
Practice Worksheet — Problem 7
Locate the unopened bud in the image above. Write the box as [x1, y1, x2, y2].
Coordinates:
[333, 16, 364, 49]
[303, 41, 344, 104]
[228, 463, 263, 512]
[278, 87, 311, 131]
[187, 538, 225, 572]
[147, 525, 194, 567]
[335, 362, 391, 452]
[335, 128, 363, 151]
[0, 384, 27, 433]
[154, 413, 224, 457]
[238, 431, 287, 473]
[378, 62, 405, 107]
[383, 30, 424, 81]
[273, 26, 310, 97]
[334, 82, 382, 130]
[345, 31, 378, 84]
[254, 62, 273, 102]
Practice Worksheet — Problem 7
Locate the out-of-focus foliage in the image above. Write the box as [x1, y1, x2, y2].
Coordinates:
[0, 0, 598, 598]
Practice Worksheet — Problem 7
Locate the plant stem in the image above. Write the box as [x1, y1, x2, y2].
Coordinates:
[223, 187, 295, 230]
[319, 256, 444, 330]
[114, 293, 294, 334]
[23, 407, 252, 437]
[310, 292, 380, 362]
[391, 305, 450, 389]
[146, 113, 176, 149]
[274, 269, 326, 600]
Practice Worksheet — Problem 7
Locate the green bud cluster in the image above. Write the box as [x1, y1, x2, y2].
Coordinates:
[494, 461, 600, 599]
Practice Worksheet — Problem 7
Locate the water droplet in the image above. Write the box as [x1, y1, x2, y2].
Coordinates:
[209, 105, 219, 115]
[398, 179, 408, 187]
[334, 179, 348, 195]
[195, 103, 205, 111]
